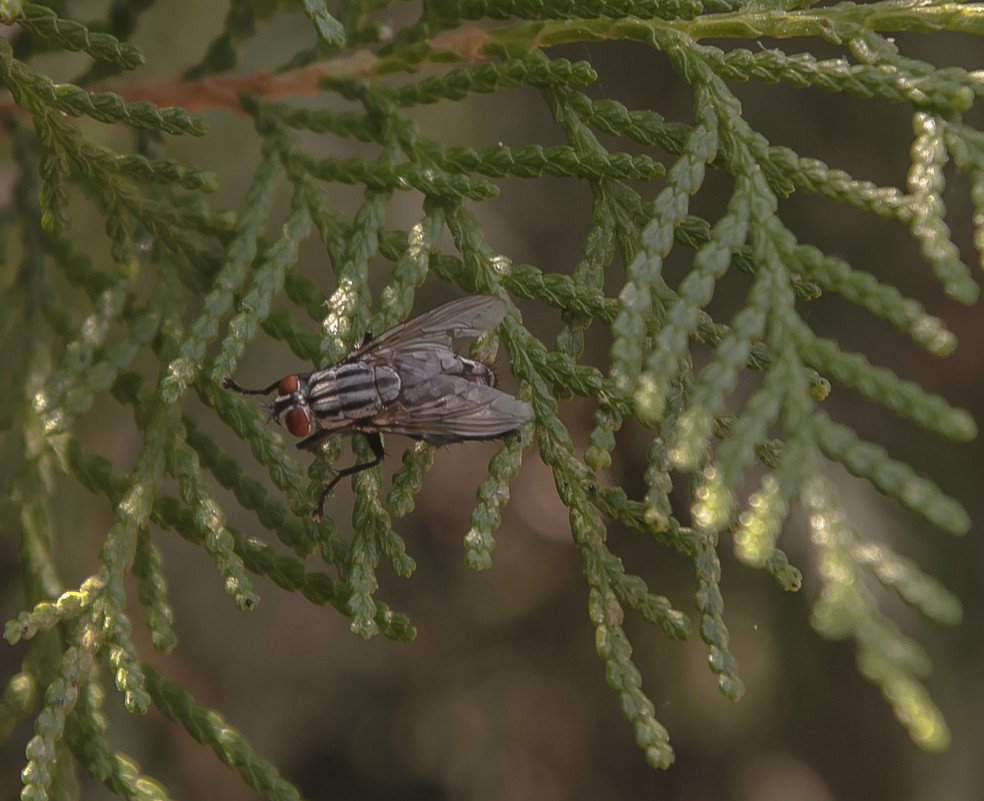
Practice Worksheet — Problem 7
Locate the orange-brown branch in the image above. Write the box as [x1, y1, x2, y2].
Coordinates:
[0, 27, 492, 122]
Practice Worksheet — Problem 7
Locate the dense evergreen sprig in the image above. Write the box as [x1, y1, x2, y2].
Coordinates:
[0, 1, 979, 797]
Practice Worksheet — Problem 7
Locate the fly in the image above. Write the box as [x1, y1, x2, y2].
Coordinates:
[221, 295, 533, 521]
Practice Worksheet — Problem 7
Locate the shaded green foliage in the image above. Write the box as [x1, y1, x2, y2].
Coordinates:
[0, 0, 980, 797]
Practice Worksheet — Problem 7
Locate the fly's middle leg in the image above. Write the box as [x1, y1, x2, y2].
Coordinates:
[312, 432, 386, 521]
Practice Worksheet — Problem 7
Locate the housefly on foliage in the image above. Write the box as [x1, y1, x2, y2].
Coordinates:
[221, 295, 533, 521]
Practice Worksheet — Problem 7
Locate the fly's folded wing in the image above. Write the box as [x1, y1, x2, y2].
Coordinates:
[362, 373, 533, 444]
[351, 296, 507, 359]
[343, 295, 531, 443]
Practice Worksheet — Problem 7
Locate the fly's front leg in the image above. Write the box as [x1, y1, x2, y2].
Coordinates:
[220, 376, 282, 396]
[311, 432, 386, 522]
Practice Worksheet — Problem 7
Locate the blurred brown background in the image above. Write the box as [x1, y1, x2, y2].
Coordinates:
[1, 4, 983, 800]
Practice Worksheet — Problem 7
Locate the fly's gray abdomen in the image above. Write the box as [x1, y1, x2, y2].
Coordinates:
[450, 354, 497, 387]
[400, 350, 496, 387]
[307, 362, 401, 422]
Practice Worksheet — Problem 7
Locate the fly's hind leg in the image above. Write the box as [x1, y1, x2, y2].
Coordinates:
[311, 432, 385, 521]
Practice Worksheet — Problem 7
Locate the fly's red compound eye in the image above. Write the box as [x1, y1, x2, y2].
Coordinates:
[284, 407, 310, 437]
[278, 375, 299, 395]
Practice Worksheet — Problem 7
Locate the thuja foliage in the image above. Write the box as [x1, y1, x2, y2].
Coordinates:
[0, 0, 980, 796]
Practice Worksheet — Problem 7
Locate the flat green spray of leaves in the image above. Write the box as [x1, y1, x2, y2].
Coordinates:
[0, 1, 980, 797]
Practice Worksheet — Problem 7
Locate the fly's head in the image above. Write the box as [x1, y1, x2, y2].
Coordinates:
[220, 373, 315, 438]
[268, 374, 314, 437]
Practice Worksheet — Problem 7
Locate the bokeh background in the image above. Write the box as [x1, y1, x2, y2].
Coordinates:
[1, 3, 983, 799]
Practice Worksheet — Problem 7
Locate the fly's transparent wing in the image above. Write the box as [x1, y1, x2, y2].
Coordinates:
[343, 295, 531, 443]
[364, 376, 533, 444]
[349, 295, 507, 361]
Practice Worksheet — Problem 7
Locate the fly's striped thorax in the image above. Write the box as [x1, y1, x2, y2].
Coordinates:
[307, 362, 401, 422]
